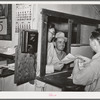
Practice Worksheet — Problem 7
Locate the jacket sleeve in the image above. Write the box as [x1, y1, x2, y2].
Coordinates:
[72, 60, 99, 86]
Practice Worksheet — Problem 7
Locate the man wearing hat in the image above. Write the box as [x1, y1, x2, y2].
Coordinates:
[46, 31, 67, 73]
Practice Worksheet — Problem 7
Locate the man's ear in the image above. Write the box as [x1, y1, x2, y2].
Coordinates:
[53, 42, 56, 47]
[94, 39, 100, 46]
[93, 39, 97, 46]
[93, 39, 99, 49]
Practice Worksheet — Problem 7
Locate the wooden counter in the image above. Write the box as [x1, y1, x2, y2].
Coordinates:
[37, 70, 85, 91]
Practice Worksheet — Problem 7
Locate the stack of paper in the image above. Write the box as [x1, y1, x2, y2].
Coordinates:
[8, 63, 15, 71]
[3, 47, 15, 55]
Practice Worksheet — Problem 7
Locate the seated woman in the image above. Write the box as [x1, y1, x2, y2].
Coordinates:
[72, 28, 100, 91]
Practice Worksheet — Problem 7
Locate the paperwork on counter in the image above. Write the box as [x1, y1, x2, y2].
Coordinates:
[59, 53, 76, 64]
[2, 47, 15, 55]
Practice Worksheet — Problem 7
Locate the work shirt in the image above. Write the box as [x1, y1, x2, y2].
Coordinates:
[72, 52, 100, 91]
[47, 43, 55, 64]
[46, 43, 66, 73]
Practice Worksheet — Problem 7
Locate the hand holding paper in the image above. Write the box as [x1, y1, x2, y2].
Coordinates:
[54, 62, 64, 71]
[76, 55, 91, 64]
[59, 53, 76, 64]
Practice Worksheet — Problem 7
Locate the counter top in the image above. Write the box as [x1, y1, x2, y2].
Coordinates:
[37, 71, 84, 91]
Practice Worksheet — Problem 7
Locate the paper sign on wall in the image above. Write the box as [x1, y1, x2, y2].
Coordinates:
[0, 19, 7, 35]
[15, 4, 34, 33]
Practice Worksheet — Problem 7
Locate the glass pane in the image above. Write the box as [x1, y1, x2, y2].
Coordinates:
[71, 23, 78, 44]
[80, 25, 96, 44]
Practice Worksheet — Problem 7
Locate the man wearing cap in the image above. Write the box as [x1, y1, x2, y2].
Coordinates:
[46, 31, 67, 73]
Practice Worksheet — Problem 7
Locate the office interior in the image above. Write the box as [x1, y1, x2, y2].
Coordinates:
[0, 4, 100, 91]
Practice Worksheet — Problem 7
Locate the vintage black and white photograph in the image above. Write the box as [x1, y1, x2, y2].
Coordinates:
[0, 3, 100, 94]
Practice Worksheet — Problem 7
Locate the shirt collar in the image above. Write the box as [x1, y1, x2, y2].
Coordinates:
[92, 52, 100, 59]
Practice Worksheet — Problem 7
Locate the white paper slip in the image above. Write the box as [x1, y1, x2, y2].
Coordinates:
[8, 63, 15, 71]
[67, 74, 73, 79]
[62, 53, 76, 61]
[60, 53, 76, 64]
[60, 59, 75, 64]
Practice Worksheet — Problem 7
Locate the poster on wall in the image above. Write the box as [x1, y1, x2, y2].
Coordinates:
[0, 4, 12, 40]
[0, 19, 7, 35]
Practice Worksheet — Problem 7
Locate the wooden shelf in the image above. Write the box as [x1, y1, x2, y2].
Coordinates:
[0, 67, 14, 78]
[37, 71, 84, 91]
[0, 53, 15, 59]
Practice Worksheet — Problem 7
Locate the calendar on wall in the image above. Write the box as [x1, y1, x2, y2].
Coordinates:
[15, 4, 35, 33]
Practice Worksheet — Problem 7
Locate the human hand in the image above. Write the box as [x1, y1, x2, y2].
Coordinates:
[75, 55, 91, 64]
[74, 59, 85, 70]
[54, 62, 64, 71]
[46, 65, 54, 73]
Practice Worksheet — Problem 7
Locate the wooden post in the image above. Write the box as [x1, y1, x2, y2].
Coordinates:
[67, 19, 72, 54]
[40, 14, 48, 77]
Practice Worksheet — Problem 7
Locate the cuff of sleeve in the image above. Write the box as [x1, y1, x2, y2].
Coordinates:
[46, 65, 54, 73]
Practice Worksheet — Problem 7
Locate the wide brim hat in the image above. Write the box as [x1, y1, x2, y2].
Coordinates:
[55, 32, 67, 42]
